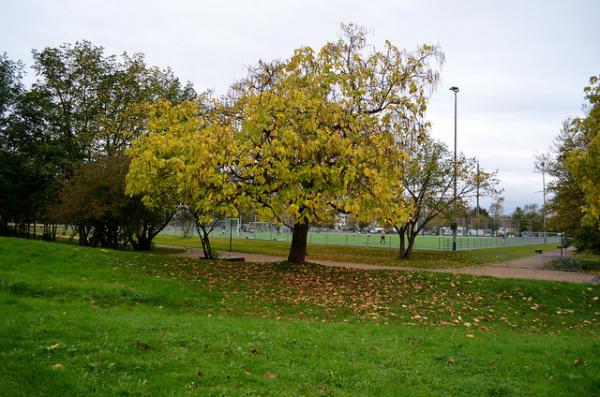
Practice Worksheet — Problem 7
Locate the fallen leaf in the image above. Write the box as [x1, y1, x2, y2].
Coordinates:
[263, 371, 276, 380]
[52, 363, 64, 370]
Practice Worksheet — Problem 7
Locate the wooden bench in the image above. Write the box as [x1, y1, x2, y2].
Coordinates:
[199, 256, 245, 262]
[220, 256, 245, 262]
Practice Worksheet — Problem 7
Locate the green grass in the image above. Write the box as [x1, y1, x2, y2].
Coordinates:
[155, 234, 560, 269]
[574, 252, 600, 273]
[1, 237, 599, 396]
[162, 228, 559, 251]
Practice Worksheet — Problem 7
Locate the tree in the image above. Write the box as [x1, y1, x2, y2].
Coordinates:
[1, 41, 196, 243]
[0, 54, 58, 238]
[511, 206, 526, 234]
[0, 53, 23, 128]
[0, 53, 25, 234]
[30, 41, 196, 160]
[523, 204, 543, 232]
[566, 76, 600, 229]
[489, 197, 504, 234]
[467, 206, 490, 235]
[50, 154, 131, 248]
[126, 100, 238, 259]
[49, 153, 172, 249]
[547, 78, 600, 252]
[387, 133, 499, 258]
[229, 25, 442, 263]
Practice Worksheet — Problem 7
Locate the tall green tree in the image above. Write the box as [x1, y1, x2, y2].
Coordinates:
[0, 54, 53, 236]
[30, 41, 196, 160]
[1, 42, 196, 245]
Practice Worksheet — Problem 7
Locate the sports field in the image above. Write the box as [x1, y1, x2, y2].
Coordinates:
[160, 226, 560, 251]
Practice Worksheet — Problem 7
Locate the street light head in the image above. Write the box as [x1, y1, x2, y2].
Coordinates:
[449, 86, 460, 93]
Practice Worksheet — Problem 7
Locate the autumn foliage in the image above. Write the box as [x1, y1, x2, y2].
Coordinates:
[127, 25, 444, 263]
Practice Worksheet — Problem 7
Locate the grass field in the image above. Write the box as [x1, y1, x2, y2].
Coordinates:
[155, 234, 560, 269]
[1, 237, 599, 396]
[161, 226, 560, 251]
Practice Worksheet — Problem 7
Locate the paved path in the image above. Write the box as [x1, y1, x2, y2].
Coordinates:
[451, 248, 599, 284]
[174, 247, 599, 284]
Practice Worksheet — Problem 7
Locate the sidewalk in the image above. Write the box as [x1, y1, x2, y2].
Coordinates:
[452, 248, 599, 283]
[175, 247, 599, 284]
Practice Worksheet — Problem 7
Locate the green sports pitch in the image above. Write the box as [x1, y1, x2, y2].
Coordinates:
[161, 227, 559, 251]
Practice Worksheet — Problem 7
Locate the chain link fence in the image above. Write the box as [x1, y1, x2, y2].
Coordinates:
[160, 220, 561, 251]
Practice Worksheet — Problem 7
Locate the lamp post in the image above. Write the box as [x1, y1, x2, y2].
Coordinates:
[476, 160, 480, 237]
[450, 86, 459, 251]
[541, 161, 547, 243]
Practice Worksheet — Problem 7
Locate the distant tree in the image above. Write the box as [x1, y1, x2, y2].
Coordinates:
[173, 209, 196, 238]
[387, 133, 500, 258]
[511, 206, 526, 234]
[467, 206, 490, 234]
[488, 197, 504, 234]
[523, 204, 543, 232]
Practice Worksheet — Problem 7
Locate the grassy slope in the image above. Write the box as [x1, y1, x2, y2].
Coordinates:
[155, 234, 559, 269]
[1, 237, 599, 396]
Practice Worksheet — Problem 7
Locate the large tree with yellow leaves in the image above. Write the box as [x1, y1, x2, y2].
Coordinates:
[229, 25, 443, 263]
[126, 99, 239, 259]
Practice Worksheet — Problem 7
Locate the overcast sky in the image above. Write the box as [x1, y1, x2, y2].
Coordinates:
[1, 0, 598, 213]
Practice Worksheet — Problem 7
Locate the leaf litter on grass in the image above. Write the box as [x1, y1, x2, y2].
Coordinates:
[136, 256, 599, 334]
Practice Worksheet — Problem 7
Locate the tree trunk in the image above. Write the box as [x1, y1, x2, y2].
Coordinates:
[132, 232, 152, 251]
[398, 228, 408, 259]
[201, 234, 214, 259]
[397, 222, 419, 259]
[288, 222, 309, 264]
[78, 224, 88, 246]
[196, 223, 216, 259]
[405, 231, 418, 259]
